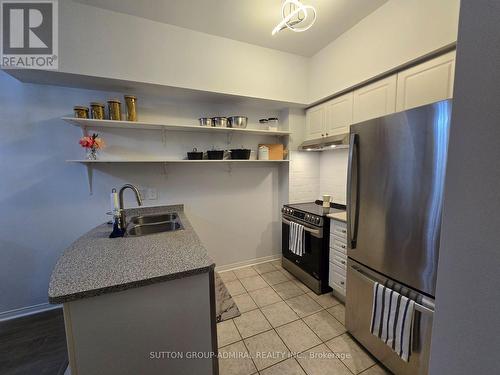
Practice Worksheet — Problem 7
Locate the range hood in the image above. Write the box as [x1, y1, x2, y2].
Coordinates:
[299, 133, 350, 151]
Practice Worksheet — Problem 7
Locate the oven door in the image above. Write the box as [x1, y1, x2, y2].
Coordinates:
[281, 216, 325, 280]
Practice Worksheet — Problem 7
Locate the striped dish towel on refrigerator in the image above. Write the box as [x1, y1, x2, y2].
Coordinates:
[370, 282, 416, 362]
[289, 221, 305, 256]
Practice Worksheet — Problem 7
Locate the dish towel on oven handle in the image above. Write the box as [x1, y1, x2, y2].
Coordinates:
[289, 221, 305, 256]
[370, 282, 416, 362]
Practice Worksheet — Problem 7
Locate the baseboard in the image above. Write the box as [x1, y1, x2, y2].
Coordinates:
[215, 254, 282, 272]
[0, 302, 62, 322]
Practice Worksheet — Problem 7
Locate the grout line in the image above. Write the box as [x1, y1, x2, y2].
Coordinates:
[325, 305, 345, 326]
[240, 274, 301, 373]
[220, 265, 354, 374]
[296, 316, 328, 347]
[232, 324, 260, 373]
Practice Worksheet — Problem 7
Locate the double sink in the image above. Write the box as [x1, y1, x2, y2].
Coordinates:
[127, 213, 183, 237]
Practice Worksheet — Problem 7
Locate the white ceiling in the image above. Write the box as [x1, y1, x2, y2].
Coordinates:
[76, 0, 388, 57]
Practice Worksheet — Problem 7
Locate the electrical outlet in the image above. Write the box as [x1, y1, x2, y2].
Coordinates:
[147, 188, 158, 200]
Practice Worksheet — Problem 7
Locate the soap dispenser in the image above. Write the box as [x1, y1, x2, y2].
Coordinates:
[109, 188, 125, 238]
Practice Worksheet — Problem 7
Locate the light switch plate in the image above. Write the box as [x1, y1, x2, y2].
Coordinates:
[147, 188, 158, 200]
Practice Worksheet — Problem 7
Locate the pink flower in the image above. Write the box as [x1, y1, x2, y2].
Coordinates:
[79, 136, 93, 148]
[79, 134, 104, 149]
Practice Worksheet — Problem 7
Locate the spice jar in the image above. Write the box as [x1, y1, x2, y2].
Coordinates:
[74, 106, 89, 119]
[107, 99, 122, 121]
[90, 102, 105, 120]
[124, 95, 138, 121]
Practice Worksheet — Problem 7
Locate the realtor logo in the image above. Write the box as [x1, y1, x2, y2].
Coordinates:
[1, 0, 58, 69]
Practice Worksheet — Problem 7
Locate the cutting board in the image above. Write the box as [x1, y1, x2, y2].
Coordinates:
[259, 144, 284, 160]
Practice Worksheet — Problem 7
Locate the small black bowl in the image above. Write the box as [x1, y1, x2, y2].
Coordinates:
[230, 149, 251, 160]
[207, 150, 224, 160]
[187, 148, 203, 160]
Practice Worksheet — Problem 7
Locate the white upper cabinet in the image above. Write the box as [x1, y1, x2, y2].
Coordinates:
[396, 51, 456, 112]
[353, 75, 397, 124]
[305, 93, 353, 141]
[305, 104, 326, 140]
[325, 92, 354, 137]
[303, 50, 456, 142]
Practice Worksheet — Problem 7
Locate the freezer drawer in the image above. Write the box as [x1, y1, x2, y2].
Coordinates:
[346, 259, 434, 375]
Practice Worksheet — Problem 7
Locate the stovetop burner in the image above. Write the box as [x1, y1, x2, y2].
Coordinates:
[282, 201, 346, 227]
[285, 202, 345, 217]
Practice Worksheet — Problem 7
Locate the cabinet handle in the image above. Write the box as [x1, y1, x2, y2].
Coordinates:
[321, 134, 324, 137]
[341, 260, 346, 264]
[341, 229, 346, 234]
[342, 245, 346, 249]
[326, 133, 329, 136]
[340, 281, 345, 285]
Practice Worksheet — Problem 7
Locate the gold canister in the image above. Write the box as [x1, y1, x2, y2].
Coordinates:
[74, 106, 89, 119]
[107, 99, 122, 121]
[124, 95, 138, 121]
[90, 102, 105, 120]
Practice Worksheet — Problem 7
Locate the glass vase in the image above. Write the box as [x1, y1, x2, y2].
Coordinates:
[86, 148, 98, 160]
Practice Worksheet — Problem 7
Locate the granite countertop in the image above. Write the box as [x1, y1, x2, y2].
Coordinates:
[327, 211, 347, 222]
[48, 204, 214, 304]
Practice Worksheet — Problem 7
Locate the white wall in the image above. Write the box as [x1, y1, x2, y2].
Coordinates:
[430, 1, 500, 373]
[319, 150, 349, 205]
[289, 149, 348, 205]
[309, 0, 460, 103]
[0, 70, 285, 317]
[56, 1, 308, 105]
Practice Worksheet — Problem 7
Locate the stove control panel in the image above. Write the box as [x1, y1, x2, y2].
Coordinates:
[282, 207, 323, 227]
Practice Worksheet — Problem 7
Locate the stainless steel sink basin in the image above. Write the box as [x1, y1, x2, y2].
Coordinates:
[130, 213, 178, 225]
[126, 212, 183, 237]
[127, 221, 183, 237]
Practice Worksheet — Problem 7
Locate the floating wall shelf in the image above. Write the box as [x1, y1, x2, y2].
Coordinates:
[64, 117, 290, 194]
[63, 117, 291, 136]
[68, 159, 289, 194]
[67, 159, 289, 164]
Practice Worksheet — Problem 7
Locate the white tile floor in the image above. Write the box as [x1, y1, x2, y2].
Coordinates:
[217, 260, 391, 375]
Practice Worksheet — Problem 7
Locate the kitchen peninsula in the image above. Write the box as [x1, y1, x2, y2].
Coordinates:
[49, 205, 217, 375]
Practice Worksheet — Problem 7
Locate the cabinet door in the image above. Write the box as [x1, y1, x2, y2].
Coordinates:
[353, 75, 397, 124]
[325, 92, 353, 136]
[396, 51, 456, 111]
[305, 105, 326, 140]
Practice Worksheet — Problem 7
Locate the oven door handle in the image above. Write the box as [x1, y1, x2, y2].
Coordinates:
[282, 218, 321, 236]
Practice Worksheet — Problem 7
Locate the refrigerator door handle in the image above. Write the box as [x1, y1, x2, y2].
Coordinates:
[350, 265, 434, 315]
[347, 133, 359, 249]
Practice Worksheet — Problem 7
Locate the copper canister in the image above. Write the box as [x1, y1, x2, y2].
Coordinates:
[90, 102, 105, 120]
[124, 95, 137, 121]
[107, 99, 122, 121]
[74, 106, 89, 119]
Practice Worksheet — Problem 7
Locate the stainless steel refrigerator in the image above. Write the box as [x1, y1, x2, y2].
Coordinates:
[345, 100, 452, 375]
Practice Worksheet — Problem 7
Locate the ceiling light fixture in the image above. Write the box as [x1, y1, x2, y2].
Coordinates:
[272, 0, 317, 36]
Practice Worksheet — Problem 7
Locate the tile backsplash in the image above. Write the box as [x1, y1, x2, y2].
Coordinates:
[289, 149, 348, 205]
[289, 151, 320, 203]
[319, 149, 348, 205]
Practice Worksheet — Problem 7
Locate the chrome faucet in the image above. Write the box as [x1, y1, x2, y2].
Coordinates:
[118, 184, 143, 231]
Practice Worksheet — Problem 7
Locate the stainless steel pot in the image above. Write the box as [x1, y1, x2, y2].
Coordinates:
[199, 117, 212, 126]
[228, 116, 248, 128]
[211, 117, 228, 127]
